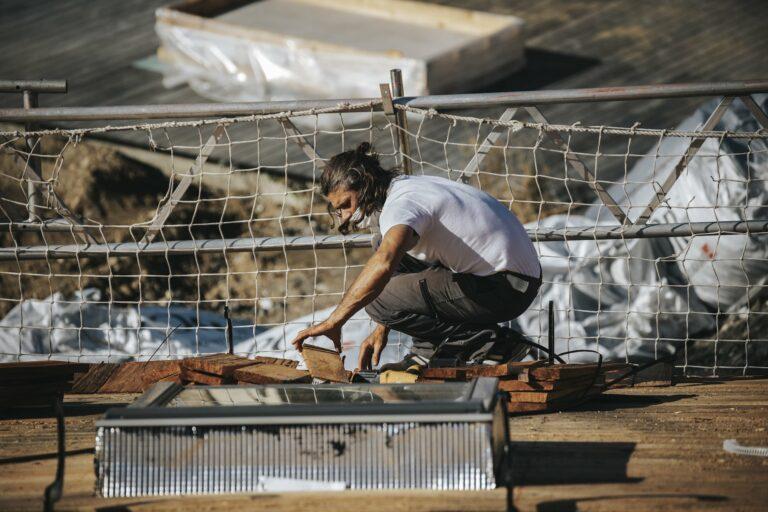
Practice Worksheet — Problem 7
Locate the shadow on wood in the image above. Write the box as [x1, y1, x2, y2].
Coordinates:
[470, 48, 601, 95]
[0, 400, 125, 420]
[510, 441, 639, 485]
[568, 392, 695, 412]
[535, 493, 728, 512]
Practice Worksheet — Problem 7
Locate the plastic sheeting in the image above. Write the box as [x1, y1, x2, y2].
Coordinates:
[0, 289, 260, 363]
[516, 95, 768, 362]
[0, 291, 410, 368]
[155, 22, 426, 105]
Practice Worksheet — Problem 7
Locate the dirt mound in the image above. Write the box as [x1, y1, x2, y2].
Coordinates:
[0, 136, 367, 324]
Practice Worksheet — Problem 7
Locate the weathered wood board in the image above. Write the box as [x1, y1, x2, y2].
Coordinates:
[182, 354, 256, 377]
[234, 364, 311, 384]
[180, 366, 227, 386]
[302, 344, 349, 383]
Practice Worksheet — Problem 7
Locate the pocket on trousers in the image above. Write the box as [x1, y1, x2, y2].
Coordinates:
[418, 278, 440, 318]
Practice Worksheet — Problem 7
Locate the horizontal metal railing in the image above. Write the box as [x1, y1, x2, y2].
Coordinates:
[1, 80, 767, 122]
[3, 220, 767, 261]
[0, 79, 67, 94]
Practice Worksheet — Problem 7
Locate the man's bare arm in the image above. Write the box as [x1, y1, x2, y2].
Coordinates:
[290, 225, 417, 351]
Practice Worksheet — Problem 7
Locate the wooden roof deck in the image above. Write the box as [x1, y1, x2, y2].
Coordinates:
[1, 378, 766, 511]
[1, 0, 767, 181]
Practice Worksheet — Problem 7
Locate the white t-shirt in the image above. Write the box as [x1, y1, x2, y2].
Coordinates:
[378, 175, 541, 278]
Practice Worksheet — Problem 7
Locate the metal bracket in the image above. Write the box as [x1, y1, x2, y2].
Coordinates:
[525, 106, 629, 225]
[140, 124, 227, 245]
[738, 95, 768, 129]
[15, 159, 97, 244]
[12, 84, 96, 244]
[389, 69, 413, 175]
[379, 83, 395, 116]
[633, 96, 734, 225]
[459, 107, 518, 182]
[277, 117, 323, 165]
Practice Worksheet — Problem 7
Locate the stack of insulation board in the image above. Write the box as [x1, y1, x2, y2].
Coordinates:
[155, 0, 525, 101]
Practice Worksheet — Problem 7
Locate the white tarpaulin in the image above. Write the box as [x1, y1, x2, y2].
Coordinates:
[516, 95, 768, 362]
[0, 290, 410, 367]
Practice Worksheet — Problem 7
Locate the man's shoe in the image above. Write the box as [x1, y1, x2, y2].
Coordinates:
[480, 327, 532, 364]
[379, 353, 429, 373]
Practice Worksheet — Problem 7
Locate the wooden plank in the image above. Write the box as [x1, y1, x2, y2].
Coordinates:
[0, 361, 83, 383]
[233, 364, 311, 384]
[70, 363, 118, 393]
[507, 401, 551, 413]
[464, 360, 541, 379]
[418, 367, 468, 381]
[250, 356, 299, 368]
[508, 386, 590, 404]
[180, 366, 227, 386]
[99, 360, 182, 393]
[499, 374, 601, 392]
[522, 362, 628, 382]
[379, 369, 419, 384]
[182, 354, 257, 377]
[0, 382, 70, 396]
[301, 344, 349, 383]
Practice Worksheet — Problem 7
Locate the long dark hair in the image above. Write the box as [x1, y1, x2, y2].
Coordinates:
[320, 142, 400, 234]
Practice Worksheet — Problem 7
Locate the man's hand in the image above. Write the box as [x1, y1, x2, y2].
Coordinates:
[357, 323, 390, 371]
[291, 320, 343, 353]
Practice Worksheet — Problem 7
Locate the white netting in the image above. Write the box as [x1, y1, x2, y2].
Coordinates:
[1, 94, 767, 376]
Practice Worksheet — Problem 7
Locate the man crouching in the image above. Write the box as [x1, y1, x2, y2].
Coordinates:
[291, 142, 542, 371]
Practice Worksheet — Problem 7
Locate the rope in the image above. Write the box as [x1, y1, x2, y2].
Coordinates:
[397, 104, 768, 139]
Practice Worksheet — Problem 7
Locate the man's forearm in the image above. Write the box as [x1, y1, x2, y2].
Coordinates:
[327, 252, 395, 325]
